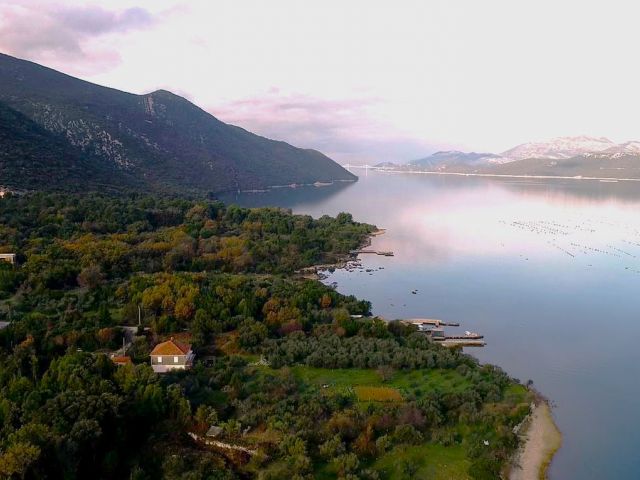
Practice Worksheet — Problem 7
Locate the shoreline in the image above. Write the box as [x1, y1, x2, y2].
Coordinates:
[304, 226, 563, 479]
[509, 397, 562, 480]
[347, 166, 640, 183]
[294, 228, 385, 280]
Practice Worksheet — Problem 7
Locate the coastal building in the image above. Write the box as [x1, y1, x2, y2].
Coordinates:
[0, 254, 16, 265]
[111, 355, 133, 367]
[150, 337, 195, 373]
[428, 327, 446, 340]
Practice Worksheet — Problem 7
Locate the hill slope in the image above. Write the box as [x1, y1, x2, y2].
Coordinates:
[484, 153, 640, 179]
[409, 151, 504, 170]
[0, 53, 356, 194]
[501, 136, 616, 161]
[0, 101, 141, 192]
[405, 137, 640, 179]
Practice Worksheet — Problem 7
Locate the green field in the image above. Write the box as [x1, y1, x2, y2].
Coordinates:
[314, 443, 471, 480]
[353, 386, 403, 402]
[503, 383, 529, 404]
[372, 444, 472, 480]
[271, 366, 530, 479]
[290, 365, 472, 400]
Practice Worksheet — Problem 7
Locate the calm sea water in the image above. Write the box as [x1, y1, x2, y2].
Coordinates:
[220, 170, 640, 479]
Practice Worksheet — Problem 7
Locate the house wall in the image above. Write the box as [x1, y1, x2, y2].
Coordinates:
[151, 354, 188, 366]
[151, 364, 188, 374]
[0, 254, 16, 265]
[150, 352, 195, 373]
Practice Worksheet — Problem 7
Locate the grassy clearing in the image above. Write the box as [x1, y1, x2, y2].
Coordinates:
[388, 369, 471, 394]
[373, 443, 472, 480]
[291, 366, 471, 400]
[503, 383, 530, 404]
[291, 366, 380, 386]
[353, 386, 403, 402]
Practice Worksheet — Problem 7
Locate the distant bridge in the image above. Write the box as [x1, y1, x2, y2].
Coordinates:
[342, 163, 375, 169]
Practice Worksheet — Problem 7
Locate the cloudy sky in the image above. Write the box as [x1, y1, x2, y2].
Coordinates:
[2, 0, 640, 164]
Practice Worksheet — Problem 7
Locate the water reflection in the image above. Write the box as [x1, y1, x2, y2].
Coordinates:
[217, 180, 356, 210]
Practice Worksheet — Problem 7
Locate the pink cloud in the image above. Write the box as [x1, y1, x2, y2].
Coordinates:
[0, 2, 155, 74]
[211, 92, 443, 164]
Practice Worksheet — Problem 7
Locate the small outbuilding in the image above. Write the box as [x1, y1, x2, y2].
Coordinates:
[111, 356, 133, 367]
[0, 254, 16, 265]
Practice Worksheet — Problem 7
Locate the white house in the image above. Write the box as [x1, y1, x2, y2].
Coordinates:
[150, 337, 195, 373]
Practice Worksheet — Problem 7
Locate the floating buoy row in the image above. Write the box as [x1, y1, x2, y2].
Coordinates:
[607, 245, 636, 258]
[570, 242, 622, 258]
[547, 241, 575, 257]
[501, 216, 640, 275]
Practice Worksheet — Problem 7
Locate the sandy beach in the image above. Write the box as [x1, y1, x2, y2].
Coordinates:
[510, 401, 562, 480]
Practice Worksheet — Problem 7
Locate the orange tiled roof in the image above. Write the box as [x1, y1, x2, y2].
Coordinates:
[150, 338, 192, 356]
[112, 356, 132, 365]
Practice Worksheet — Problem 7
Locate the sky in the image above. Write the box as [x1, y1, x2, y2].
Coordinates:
[2, 0, 640, 164]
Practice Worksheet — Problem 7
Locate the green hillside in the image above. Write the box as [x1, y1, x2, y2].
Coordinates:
[0, 53, 356, 194]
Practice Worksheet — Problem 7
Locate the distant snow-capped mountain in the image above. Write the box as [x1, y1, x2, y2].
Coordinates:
[405, 136, 640, 178]
[501, 136, 617, 161]
[603, 140, 640, 155]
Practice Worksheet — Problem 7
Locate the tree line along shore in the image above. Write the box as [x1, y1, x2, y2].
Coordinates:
[0, 192, 556, 479]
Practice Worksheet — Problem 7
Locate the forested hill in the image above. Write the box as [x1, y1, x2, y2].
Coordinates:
[0, 193, 531, 479]
[0, 53, 356, 194]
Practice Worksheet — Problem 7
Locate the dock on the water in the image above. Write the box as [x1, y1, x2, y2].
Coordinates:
[350, 249, 394, 256]
[441, 339, 486, 348]
[400, 318, 461, 327]
[400, 318, 485, 348]
[441, 334, 484, 340]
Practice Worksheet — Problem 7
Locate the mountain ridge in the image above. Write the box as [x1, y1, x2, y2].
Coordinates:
[501, 135, 621, 161]
[409, 150, 505, 170]
[404, 136, 640, 178]
[0, 53, 356, 194]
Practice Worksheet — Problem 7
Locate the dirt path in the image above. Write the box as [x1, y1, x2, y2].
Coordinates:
[510, 402, 562, 480]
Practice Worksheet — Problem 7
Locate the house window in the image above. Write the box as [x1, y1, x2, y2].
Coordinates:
[174, 356, 179, 363]
[158, 356, 162, 363]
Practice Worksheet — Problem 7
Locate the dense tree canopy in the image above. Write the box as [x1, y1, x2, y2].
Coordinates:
[0, 193, 530, 479]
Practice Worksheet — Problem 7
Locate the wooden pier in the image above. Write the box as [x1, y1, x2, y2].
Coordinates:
[400, 318, 485, 348]
[350, 249, 394, 256]
[441, 339, 486, 348]
[400, 318, 461, 327]
[440, 334, 484, 340]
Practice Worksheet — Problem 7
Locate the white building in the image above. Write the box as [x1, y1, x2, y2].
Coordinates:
[150, 337, 195, 373]
[0, 254, 16, 265]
